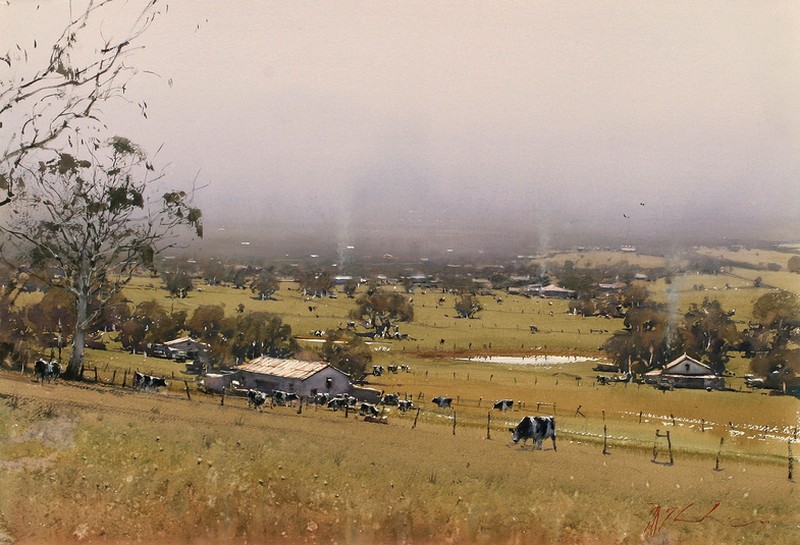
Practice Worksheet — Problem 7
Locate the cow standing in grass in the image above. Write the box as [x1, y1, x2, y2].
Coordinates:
[509, 416, 557, 451]
[247, 390, 269, 410]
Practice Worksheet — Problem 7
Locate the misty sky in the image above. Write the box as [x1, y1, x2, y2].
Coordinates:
[7, 1, 800, 252]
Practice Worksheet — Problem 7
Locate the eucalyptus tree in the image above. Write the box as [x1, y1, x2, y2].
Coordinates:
[454, 293, 483, 319]
[1, 137, 202, 379]
[350, 289, 414, 338]
[1, 0, 163, 208]
[250, 269, 280, 300]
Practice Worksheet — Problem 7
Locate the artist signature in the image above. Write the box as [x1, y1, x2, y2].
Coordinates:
[644, 502, 770, 537]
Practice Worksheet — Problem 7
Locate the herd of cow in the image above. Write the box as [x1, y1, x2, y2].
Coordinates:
[34, 359, 62, 382]
[245, 388, 556, 451]
[32, 358, 555, 452]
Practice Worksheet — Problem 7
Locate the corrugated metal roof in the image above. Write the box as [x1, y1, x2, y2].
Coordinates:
[165, 336, 193, 346]
[234, 357, 329, 380]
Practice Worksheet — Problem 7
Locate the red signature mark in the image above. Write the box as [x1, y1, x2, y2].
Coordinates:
[644, 502, 770, 537]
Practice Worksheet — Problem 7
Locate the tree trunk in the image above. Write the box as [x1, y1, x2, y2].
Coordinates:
[64, 292, 89, 379]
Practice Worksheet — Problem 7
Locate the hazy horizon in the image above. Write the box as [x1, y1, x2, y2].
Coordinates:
[6, 1, 800, 254]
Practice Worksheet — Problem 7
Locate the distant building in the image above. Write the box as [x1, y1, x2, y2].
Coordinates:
[644, 354, 725, 390]
[540, 284, 577, 299]
[597, 282, 626, 293]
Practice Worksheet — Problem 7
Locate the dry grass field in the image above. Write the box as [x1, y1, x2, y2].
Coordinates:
[1, 354, 798, 545]
[2, 249, 798, 544]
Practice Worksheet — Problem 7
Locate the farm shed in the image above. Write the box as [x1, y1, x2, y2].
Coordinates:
[539, 284, 577, 299]
[164, 336, 210, 359]
[644, 354, 725, 390]
[233, 357, 352, 398]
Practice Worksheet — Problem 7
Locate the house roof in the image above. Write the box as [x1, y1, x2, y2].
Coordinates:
[664, 353, 713, 373]
[234, 357, 332, 380]
[165, 336, 195, 346]
[645, 354, 717, 376]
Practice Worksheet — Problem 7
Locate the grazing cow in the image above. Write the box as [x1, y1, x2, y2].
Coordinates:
[398, 364, 411, 372]
[359, 402, 380, 417]
[272, 390, 300, 406]
[509, 416, 557, 451]
[397, 399, 414, 412]
[372, 365, 385, 376]
[380, 393, 399, 406]
[492, 399, 514, 411]
[327, 397, 347, 411]
[431, 396, 453, 409]
[313, 392, 330, 406]
[387, 365, 399, 374]
[247, 390, 269, 410]
[149, 376, 168, 389]
[133, 371, 168, 391]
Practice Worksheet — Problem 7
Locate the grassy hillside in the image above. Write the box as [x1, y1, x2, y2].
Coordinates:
[2, 254, 798, 544]
[1, 369, 797, 545]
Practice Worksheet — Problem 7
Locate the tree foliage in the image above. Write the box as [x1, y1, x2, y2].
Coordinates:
[1, 0, 164, 208]
[603, 295, 738, 374]
[676, 298, 738, 373]
[216, 312, 297, 364]
[117, 300, 184, 353]
[161, 268, 194, 298]
[1, 139, 202, 378]
[297, 269, 334, 298]
[250, 269, 279, 300]
[349, 289, 414, 337]
[320, 331, 372, 378]
[454, 293, 483, 319]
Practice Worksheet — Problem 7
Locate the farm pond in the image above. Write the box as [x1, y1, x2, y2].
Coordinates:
[455, 355, 603, 365]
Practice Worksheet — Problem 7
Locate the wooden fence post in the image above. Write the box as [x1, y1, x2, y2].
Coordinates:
[603, 425, 609, 455]
[94, 367, 99, 383]
[653, 429, 674, 465]
[452, 412, 457, 436]
[412, 407, 420, 429]
[221, 388, 225, 406]
[715, 437, 724, 471]
[183, 380, 191, 401]
[486, 412, 491, 440]
[122, 369, 127, 388]
[666, 430, 673, 464]
[789, 440, 794, 482]
[111, 370, 116, 385]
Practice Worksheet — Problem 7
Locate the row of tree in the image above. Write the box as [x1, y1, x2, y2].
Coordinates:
[602, 287, 800, 383]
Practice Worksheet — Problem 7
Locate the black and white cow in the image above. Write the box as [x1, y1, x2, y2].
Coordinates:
[272, 390, 299, 406]
[380, 393, 399, 406]
[492, 399, 514, 411]
[327, 397, 347, 411]
[372, 365, 385, 376]
[431, 396, 453, 409]
[509, 416, 557, 451]
[312, 392, 330, 406]
[34, 359, 55, 382]
[132, 371, 168, 391]
[397, 399, 414, 412]
[328, 393, 356, 410]
[247, 389, 269, 410]
[359, 402, 380, 417]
